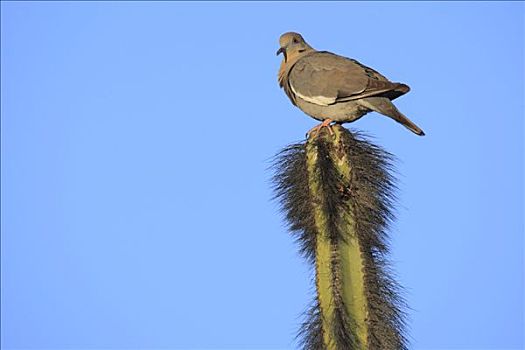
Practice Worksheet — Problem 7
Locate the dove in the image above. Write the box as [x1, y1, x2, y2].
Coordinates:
[277, 32, 425, 136]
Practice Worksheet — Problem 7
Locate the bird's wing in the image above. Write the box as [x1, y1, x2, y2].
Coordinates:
[289, 52, 409, 106]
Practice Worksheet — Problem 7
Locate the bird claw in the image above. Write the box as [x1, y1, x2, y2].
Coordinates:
[306, 119, 335, 139]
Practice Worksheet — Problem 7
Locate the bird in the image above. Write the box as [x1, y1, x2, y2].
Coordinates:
[276, 32, 425, 136]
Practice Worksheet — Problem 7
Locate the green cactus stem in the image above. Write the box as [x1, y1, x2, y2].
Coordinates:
[273, 125, 408, 350]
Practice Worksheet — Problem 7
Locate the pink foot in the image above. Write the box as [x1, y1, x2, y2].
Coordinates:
[307, 119, 335, 138]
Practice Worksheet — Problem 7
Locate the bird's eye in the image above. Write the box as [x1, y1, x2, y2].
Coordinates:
[292, 38, 298, 44]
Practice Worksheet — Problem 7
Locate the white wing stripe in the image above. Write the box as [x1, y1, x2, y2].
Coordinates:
[289, 82, 335, 106]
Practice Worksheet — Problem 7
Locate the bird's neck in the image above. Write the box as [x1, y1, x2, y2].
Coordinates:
[278, 49, 315, 86]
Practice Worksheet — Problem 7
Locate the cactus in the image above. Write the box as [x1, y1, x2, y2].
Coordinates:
[273, 125, 408, 350]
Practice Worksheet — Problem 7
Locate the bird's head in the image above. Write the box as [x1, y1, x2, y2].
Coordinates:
[276, 32, 313, 62]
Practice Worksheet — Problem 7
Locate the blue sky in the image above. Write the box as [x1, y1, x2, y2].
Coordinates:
[1, 2, 523, 349]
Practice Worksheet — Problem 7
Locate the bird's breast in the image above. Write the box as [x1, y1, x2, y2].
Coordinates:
[294, 96, 370, 123]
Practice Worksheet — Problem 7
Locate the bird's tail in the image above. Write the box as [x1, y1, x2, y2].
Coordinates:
[360, 97, 425, 136]
[390, 109, 425, 136]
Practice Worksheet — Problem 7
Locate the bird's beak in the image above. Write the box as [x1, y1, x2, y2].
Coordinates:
[276, 47, 287, 61]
